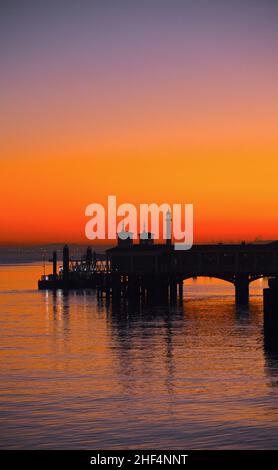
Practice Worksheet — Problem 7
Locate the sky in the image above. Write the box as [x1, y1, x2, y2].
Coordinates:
[1, 0, 278, 244]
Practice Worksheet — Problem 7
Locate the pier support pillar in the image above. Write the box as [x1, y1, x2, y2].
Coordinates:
[160, 277, 169, 304]
[128, 276, 140, 303]
[264, 278, 278, 355]
[178, 281, 183, 304]
[52, 251, 57, 279]
[144, 275, 168, 305]
[86, 246, 93, 269]
[146, 280, 157, 304]
[111, 273, 121, 303]
[63, 245, 69, 283]
[264, 278, 278, 320]
[170, 280, 177, 304]
[234, 275, 249, 305]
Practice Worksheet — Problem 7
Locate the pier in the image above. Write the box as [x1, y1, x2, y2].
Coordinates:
[38, 235, 278, 307]
[38, 245, 106, 290]
[104, 236, 278, 305]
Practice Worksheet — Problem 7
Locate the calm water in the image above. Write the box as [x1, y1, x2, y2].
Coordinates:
[0, 264, 278, 449]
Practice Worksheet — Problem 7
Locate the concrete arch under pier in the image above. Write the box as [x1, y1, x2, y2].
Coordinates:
[181, 274, 267, 304]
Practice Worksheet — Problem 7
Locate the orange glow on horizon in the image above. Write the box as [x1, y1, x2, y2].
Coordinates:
[1, 142, 278, 245]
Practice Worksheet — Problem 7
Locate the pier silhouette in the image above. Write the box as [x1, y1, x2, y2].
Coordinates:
[38, 236, 278, 307]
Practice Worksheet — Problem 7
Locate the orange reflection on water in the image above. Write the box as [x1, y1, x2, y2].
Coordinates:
[0, 265, 277, 449]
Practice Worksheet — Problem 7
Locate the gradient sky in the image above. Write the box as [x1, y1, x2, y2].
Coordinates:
[1, 0, 278, 244]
